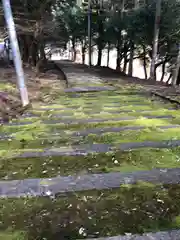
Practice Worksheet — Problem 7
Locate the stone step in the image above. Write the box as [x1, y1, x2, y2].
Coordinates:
[5, 115, 174, 126]
[71, 124, 180, 137]
[82, 230, 180, 240]
[1, 124, 179, 141]
[9, 139, 180, 158]
[0, 167, 180, 198]
[64, 86, 116, 92]
[32, 103, 152, 112]
[18, 108, 176, 122]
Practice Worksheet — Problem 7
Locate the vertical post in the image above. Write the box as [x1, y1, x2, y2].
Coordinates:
[172, 44, 180, 85]
[149, 0, 162, 81]
[88, 0, 92, 66]
[2, 0, 29, 106]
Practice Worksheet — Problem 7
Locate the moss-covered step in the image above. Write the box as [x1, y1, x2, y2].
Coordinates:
[64, 86, 116, 92]
[1, 148, 180, 179]
[32, 103, 154, 112]
[85, 230, 180, 240]
[2, 125, 180, 150]
[1, 124, 180, 141]
[2, 183, 180, 238]
[5, 140, 180, 158]
[20, 108, 178, 122]
[3, 115, 174, 127]
[1, 168, 180, 198]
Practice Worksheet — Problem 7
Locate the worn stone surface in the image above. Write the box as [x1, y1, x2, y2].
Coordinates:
[64, 86, 116, 92]
[10, 139, 180, 158]
[83, 230, 180, 240]
[1, 124, 180, 141]
[1, 168, 180, 197]
[33, 103, 151, 112]
[4, 115, 174, 126]
[71, 125, 180, 137]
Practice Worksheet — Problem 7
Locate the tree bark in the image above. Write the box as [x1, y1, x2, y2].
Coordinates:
[82, 46, 86, 64]
[160, 60, 166, 82]
[166, 73, 172, 84]
[116, 39, 121, 71]
[123, 51, 128, 73]
[107, 42, 110, 67]
[72, 39, 76, 62]
[128, 41, 134, 76]
[97, 46, 103, 66]
[149, 0, 162, 81]
[176, 67, 180, 85]
[143, 45, 147, 80]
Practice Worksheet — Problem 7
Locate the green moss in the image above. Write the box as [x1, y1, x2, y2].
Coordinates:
[1, 184, 180, 239]
[0, 231, 26, 240]
[2, 126, 180, 150]
[83, 128, 180, 144]
[0, 148, 180, 179]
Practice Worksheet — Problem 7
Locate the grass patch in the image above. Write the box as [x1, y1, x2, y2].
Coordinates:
[1, 183, 180, 239]
[1, 148, 180, 179]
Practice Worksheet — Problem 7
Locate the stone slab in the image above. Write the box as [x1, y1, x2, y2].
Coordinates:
[33, 103, 151, 111]
[10, 139, 180, 158]
[82, 230, 180, 240]
[71, 124, 180, 137]
[1, 168, 180, 198]
[1, 124, 179, 141]
[64, 86, 116, 92]
[4, 115, 174, 127]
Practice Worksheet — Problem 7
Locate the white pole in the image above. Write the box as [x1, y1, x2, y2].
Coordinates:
[2, 0, 29, 106]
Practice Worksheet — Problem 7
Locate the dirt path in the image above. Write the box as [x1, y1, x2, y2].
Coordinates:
[1, 61, 180, 239]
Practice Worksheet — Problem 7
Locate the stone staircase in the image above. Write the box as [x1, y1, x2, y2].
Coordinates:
[1, 61, 180, 239]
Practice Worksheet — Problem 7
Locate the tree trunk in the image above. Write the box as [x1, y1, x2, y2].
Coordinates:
[143, 45, 147, 79]
[123, 51, 128, 73]
[97, 10, 104, 67]
[97, 47, 102, 66]
[166, 73, 172, 84]
[160, 60, 166, 82]
[39, 40, 46, 61]
[176, 67, 180, 85]
[107, 42, 110, 67]
[116, 39, 121, 71]
[31, 40, 38, 66]
[72, 39, 76, 62]
[149, 0, 162, 81]
[128, 41, 134, 76]
[82, 46, 86, 64]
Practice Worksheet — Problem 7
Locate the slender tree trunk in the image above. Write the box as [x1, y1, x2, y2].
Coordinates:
[82, 46, 85, 64]
[72, 39, 76, 61]
[39, 41, 46, 61]
[123, 51, 128, 73]
[107, 42, 110, 67]
[176, 67, 180, 85]
[116, 39, 121, 71]
[128, 41, 134, 76]
[31, 40, 38, 66]
[97, 46, 103, 66]
[166, 73, 172, 84]
[149, 0, 162, 81]
[172, 45, 180, 85]
[143, 45, 147, 79]
[97, 10, 104, 67]
[160, 60, 166, 82]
